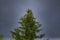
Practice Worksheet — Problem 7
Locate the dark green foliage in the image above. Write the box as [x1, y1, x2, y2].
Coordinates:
[11, 9, 45, 40]
[0, 35, 4, 40]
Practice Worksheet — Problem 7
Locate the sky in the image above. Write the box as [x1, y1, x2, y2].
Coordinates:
[0, 0, 60, 40]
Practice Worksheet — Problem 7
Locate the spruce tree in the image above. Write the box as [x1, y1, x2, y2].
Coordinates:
[11, 9, 45, 40]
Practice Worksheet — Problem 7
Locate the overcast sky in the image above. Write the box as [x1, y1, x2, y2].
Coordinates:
[0, 0, 60, 40]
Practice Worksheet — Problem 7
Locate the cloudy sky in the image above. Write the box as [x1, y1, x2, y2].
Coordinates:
[0, 0, 60, 40]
